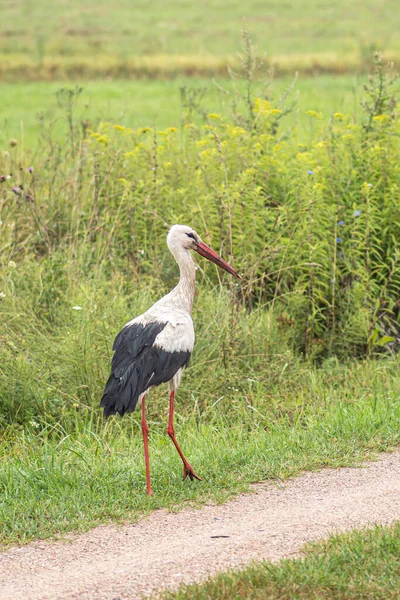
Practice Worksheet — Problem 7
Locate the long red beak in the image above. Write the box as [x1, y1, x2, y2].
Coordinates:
[194, 241, 241, 279]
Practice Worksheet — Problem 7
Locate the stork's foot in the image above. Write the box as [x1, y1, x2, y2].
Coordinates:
[183, 464, 202, 481]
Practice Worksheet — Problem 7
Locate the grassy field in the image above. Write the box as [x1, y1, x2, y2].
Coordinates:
[1, 57, 400, 550]
[1, 2, 400, 595]
[0, 74, 366, 148]
[1, 0, 400, 79]
[165, 523, 400, 599]
[2, 357, 400, 547]
[5, 0, 400, 58]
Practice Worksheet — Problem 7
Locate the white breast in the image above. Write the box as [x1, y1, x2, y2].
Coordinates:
[124, 295, 195, 354]
[153, 316, 195, 353]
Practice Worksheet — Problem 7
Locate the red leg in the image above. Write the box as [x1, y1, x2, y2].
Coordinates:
[167, 390, 202, 482]
[141, 395, 153, 496]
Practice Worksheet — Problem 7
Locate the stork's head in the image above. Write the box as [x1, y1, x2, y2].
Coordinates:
[167, 224, 241, 279]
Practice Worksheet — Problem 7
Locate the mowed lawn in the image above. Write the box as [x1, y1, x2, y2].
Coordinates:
[0, 74, 365, 148]
[2, 0, 400, 59]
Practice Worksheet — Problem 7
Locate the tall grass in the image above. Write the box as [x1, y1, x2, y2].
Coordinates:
[2, 53, 400, 545]
[1, 53, 400, 430]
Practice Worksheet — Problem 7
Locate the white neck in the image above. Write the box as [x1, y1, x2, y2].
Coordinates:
[169, 246, 196, 313]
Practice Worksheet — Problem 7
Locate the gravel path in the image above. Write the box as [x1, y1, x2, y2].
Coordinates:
[2, 449, 400, 599]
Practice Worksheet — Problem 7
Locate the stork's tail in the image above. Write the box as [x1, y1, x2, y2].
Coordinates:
[100, 365, 141, 417]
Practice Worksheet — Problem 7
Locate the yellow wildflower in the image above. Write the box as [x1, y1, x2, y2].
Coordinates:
[200, 149, 214, 159]
[93, 135, 109, 145]
[306, 110, 323, 119]
[259, 133, 275, 143]
[296, 151, 311, 161]
[253, 98, 271, 113]
[373, 114, 389, 123]
[228, 126, 247, 137]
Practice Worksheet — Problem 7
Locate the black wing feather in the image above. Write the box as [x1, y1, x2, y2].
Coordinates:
[100, 321, 191, 417]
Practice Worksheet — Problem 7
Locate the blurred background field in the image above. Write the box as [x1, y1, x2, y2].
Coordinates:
[1, 0, 400, 552]
[4, 0, 398, 58]
[1, 0, 400, 78]
[1, 0, 399, 144]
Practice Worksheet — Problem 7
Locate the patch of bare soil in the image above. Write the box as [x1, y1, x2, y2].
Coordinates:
[1, 449, 399, 599]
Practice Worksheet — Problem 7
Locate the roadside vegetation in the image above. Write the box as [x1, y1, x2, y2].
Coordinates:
[1, 48, 400, 549]
[164, 523, 400, 599]
[1, 355, 400, 547]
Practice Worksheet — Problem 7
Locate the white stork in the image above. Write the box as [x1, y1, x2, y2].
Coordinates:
[101, 224, 240, 495]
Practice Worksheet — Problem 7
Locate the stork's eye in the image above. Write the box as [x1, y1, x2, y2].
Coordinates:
[186, 233, 197, 241]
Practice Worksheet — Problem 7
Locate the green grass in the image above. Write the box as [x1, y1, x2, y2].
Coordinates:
[0, 74, 365, 148]
[2, 60, 399, 361]
[2, 54, 400, 554]
[1, 355, 400, 548]
[2, 1, 400, 79]
[2, 0, 400, 60]
[164, 523, 400, 599]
